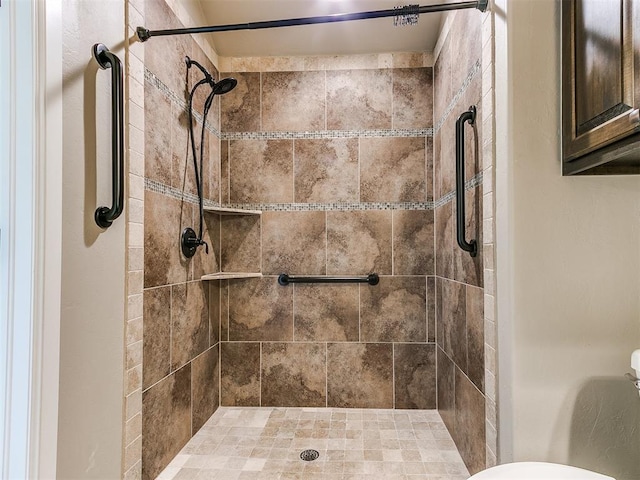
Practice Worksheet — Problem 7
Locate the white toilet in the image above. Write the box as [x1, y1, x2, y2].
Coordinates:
[468, 462, 615, 479]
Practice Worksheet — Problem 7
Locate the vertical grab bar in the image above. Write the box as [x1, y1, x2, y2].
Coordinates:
[455, 105, 477, 257]
[92, 43, 124, 229]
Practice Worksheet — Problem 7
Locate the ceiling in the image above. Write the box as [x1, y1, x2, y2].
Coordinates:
[194, 0, 447, 57]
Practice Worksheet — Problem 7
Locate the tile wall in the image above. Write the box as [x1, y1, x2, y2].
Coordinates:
[140, 0, 222, 478]
[217, 55, 438, 414]
[433, 9, 487, 476]
[129, 0, 494, 477]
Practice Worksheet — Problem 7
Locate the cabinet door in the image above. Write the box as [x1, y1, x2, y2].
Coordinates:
[562, 0, 640, 161]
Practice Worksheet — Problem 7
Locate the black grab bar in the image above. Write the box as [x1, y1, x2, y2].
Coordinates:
[278, 273, 379, 286]
[455, 106, 478, 257]
[92, 43, 124, 229]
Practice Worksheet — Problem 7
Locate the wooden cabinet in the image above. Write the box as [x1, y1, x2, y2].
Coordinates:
[562, 0, 640, 174]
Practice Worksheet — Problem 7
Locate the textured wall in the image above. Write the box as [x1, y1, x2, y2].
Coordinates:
[433, 9, 487, 475]
[495, 1, 640, 478]
[140, 0, 221, 478]
[217, 56, 438, 412]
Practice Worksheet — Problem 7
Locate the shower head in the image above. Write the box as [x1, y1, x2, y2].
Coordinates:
[185, 56, 236, 95]
[212, 77, 237, 95]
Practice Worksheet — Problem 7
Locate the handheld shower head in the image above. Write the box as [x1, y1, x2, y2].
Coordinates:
[212, 77, 237, 95]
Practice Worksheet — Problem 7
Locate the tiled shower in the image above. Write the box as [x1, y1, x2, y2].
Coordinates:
[138, 0, 487, 478]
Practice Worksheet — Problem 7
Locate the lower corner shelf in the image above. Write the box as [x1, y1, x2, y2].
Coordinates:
[201, 272, 262, 281]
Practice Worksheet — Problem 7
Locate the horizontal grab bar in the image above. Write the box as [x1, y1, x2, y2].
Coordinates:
[278, 273, 379, 286]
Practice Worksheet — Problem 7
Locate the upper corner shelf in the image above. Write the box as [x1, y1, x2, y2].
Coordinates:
[203, 206, 262, 216]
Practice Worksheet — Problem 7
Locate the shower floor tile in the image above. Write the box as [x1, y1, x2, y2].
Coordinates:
[157, 407, 470, 480]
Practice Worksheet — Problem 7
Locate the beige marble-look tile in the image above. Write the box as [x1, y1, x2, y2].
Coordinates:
[220, 280, 229, 341]
[221, 215, 261, 273]
[220, 342, 260, 406]
[434, 40, 452, 126]
[144, 84, 172, 185]
[437, 346, 455, 434]
[209, 281, 220, 346]
[294, 138, 359, 203]
[221, 140, 230, 203]
[327, 69, 392, 130]
[220, 72, 261, 132]
[427, 276, 436, 343]
[454, 366, 486, 475]
[229, 139, 293, 203]
[144, 190, 191, 288]
[438, 278, 467, 371]
[462, 76, 483, 182]
[144, 0, 190, 96]
[360, 137, 426, 203]
[208, 131, 221, 203]
[426, 136, 434, 203]
[262, 71, 326, 131]
[360, 277, 426, 343]
[192, 210, 220, 280]
[393, 210, 434, 276]
[228, 277, 293, 341]
[171, 281, 209, 370]
[438, 115, 456, 198]
[142, 363, 191, 480]
[261, 343, 326, 407]
[172, 109, 206, 199]
[327, 343, 393, 409]
[394, 343, 436, 409]
[293, 284, 359, 342]
[466, 285, 484, 393]
[433, 129, 442, 201]
[262, 211, 326, 275]
[143, 286, 171, 390]
[435, 202, 454, 280]
[326, 210, 392, 276]
[392, 68, 433, 129]
[453, 185, 483, 287]
[192, 345, 219, 433]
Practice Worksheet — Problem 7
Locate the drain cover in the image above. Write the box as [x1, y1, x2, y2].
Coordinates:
[300, 449, 319, 461]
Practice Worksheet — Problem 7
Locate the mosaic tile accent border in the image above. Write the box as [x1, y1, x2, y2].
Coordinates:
[144, 68, 222, 137]
[221, 129, 433, 140]
[434, 59, 481, 134]
[145, 67, 433, 141]
[434, 171, 484, 209]
[145, 173, 483, 211]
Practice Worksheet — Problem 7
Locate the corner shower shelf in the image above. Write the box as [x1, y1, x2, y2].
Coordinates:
[201, 272, 262, 281]
[203, 206, 262, 216]
[200, 206, 262, 281]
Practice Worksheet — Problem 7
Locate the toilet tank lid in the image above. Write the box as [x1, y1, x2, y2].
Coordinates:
[468, 462, 615, 480]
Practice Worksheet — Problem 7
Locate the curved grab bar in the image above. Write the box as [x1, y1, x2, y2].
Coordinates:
[92, 43, 124, 229]
[455, 106, 478, 257]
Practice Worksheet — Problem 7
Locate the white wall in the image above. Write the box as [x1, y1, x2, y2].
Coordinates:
[57, 0, 126, 477]
[495, 1, 640, 479]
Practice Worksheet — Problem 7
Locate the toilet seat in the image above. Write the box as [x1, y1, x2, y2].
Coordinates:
[468, 462, 615, 479]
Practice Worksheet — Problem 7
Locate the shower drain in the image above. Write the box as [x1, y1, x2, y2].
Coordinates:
[300, 449, 320, 462]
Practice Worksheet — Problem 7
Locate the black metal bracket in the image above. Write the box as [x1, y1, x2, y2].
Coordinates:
[278, 273, 379, 286]
[92, 44, 124, 229]
[455, 106, 478, 258]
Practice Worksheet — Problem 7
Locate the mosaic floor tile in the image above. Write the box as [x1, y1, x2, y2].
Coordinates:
[158, 407, 469, 480]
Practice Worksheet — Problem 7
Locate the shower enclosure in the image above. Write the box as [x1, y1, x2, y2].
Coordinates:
[130, 1, 493, 478]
